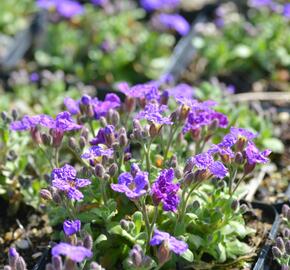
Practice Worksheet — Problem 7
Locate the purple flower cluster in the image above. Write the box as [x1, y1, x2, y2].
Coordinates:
[167, 83, 195, 100]
[52, 243, 92, 262]
[81, 145, 114, 165]
[63, 219, 81, 236]
[140, 0, 180, 11]
[135, 103, 172, 125]
[64, 94, 120, 119]
[153, 13, 190, 36]
[150, 229, 188, 255]
[111, 164, 149, 199]
[151, 168, 180, 212]
[36, 0, 84, 18]
[51, 164, 91, 200]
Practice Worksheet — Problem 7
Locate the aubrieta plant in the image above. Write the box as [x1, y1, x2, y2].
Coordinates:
[5, 82, 271, 269]
[272, 205, 290, 269]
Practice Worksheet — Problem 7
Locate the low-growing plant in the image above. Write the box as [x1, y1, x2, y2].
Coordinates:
[3, 81, 271, 269]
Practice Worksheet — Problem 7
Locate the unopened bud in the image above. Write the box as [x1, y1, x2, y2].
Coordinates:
[124, 152, 132, 161]
[170, 155, 178, 168]
[95, 164, 105, 178]
[15, 257, 27, 270]
[157, 243, 171, 265]
[52, 255, 63, 270]
[68, 137, 78, 150]
[52, 191, 62, 204]
[243, 162, 256, 175]
[131, 249, 142, 267]
[285, 240, 290, 255]
[99, 117, 107, 127]
[119, 134, 128, 147]
[149, 123, 160, 138]
[160, 91, 169, 105]
[40, 189, 52, 201]
[41, 133, 52, 146]
[282, 204, 290, 218]
[174, 168, 182, 179]
[112, 142, 120, 151]
[112, 111, 120, 126]
[12, 109, 18, 121]
[170, 111, 178, 122]
[234, 152, 244, 164]
[277, 237, 286, 252]
[141, 126, 150, 138]
[236, 137, 247, 152]
[184, 172, 195, 186]
[183, 158, 194, 173]
[103, 174, 110, 181]
[120, 219, 129, 231]
[190, 128, 201, 142]
[64, 259, 75, 270]
[179, 105, 190, 121]
[45, 264, 54, 270]
[272, 246, 282, 258]
[83, 234, 93, 250]
[108, 163, 118, 177]
[283, 228, 290, 238]
[124, 97, 136, 113]
[1, 111, 8, 122]
[80, 128, 89, 140]
[31, 127, 42, 144]
[79, 137, 86, 149]
[194, 169, 210, 182]
[192, 200, 200, 211]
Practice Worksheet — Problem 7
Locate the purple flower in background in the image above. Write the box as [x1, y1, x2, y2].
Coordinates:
[151, 168, 180, 212]
[118, 82, 160, 101]
[244, 142, 271, 165]
[91, 0, 108, 6]
[81, 146, 113, 165]
[193, 152, 228, 179]
[155, 13, 190, 36]
[37, 0, 84, 18]
[64, 97, 80, 115]
[111, 164, 149, 199]
[150, 229, 188, 255]
[226, 84, 236, 94]
[167, 83, 195, 100]
[30, 72, 40, 82]
[63, 219, 81, 236]
[283, 4, 290, 18]
[249, 0, 272, 8]
[52, 243, 92, 262]
[9, 247, 19, 258]
[140, 0, 180, 11]
[51, 164, 91, 201]
[135, 103, 172, 125]
[10, 115, 52, 131]
[92, 94, 120, 119]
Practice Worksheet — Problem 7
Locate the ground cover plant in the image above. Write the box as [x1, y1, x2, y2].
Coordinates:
[2, 81, 273, 269]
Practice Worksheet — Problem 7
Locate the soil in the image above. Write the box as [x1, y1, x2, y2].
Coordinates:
[0, 197, 51, 268]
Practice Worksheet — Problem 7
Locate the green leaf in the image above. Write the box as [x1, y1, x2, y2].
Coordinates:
[263, 138, 284, 153]
[108, 225, 136, 243]
[187, 234, 203, 249]
[132, 211, 143, 234]
[95, 234, 107, 244]
[226, 239, 253, 259]
[180, 249, 194, 262]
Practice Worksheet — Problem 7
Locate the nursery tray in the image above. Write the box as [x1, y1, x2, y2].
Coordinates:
[251, 201, 280, 270]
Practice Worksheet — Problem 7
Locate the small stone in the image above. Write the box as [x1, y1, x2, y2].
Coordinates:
[16, 239, 30, 249]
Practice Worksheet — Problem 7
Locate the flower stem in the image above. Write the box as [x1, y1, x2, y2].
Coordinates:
[163, 125, 178, 166]
[89, 120, 96, 137]
[149, 205, 158, 239]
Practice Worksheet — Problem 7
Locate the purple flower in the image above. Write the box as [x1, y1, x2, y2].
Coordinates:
[167, 84, 195, 100]
[140, 0, 180, 11]
[111, 164, 149, 199]
[51, 243, 92, 262]
[155, 13, 190, 36]
[151, 168, 180, 212]
[41, 111, 82, 132]
[91, 0, 108, 6]
[283, 4, 290, 18]
[135, 103, 172, 125]
[9, 247, 19, 258]
[249, 0, 272, 8]
[118, 83, 160, 101]
[30, 72, 40, 82]
[193, 152, 228, 179]
[150, 229, 188, 255]
[37, 0, 84, 18]
[81, 146, 113, 165]
[63, 219, 81, 236]
[51, 164, 91, 201]
[64, 97, 80, 115]
[92, 94, 121, 119]
[10, 115, 52, 131]
[244, 142, 271, 165]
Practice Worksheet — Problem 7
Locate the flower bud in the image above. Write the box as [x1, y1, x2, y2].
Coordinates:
[231, 199, 239, 212]
[51, 129, 64, 148]
[45, 264, 54, 270]
[128, 221, 135, 231]
[283, 228, 290, 239]
[95, 164, 105, 179]
[112, 110, 120, 127]
[15, 257, 27, 270]
[41, 133, 52, 146]
[30, 127, 42, 144]
[157, 243, 171, 265]
[170, 111, 178, 122]
[119, 134, 128, 147]
[208, 119, 219, 132]
[112, 142, 120, 151]
[90, 262, 105, 270]
[131, 249, 142, 267]
[141, 126, 150, 138]
[120, 219, 129, 231]
[174, 168, 183, 179]
[1, 111, 8, 121]
[282, 204, 290, 218]
[68, 137, 78, 151]
[160, 91, 169, 105]
[4, 266, 12, 270]
[272, 246, 283, 258]
[236, 137, 247, 152]
[83, 234, 93, 250]
[192, 200, 200, 211]
[64, 259, 75, 270]
[170, 155, 178, 168]
[40, 189, 52, 201]
[8, 247, 19, 267]
[80, 128, 89, 140]
[103, 174, 110, 182]
[179, 105, 190, 122]
[285, 240, 290, 255]
[183, 158, 194, 173]
[276, 237, 286, 253]
[190, 128, 201, 142]
[243, 162, 256, 175]
[99, 117, 107, 127]
[52, 255, 63, 270]
[108, 163, 118, 177]
[124, 152, 132, 161]
[287, 209, 290, 222]
[149, 123, 160, 139]
[79, 137, 86, 149]
[124, 97, 136, 113]
[234, 152, 244, 165]
[183, 172, 195, 186]
[194, 169, 210, 182]
[12, 109, 18, 121]
[52, 191, 62, 204]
